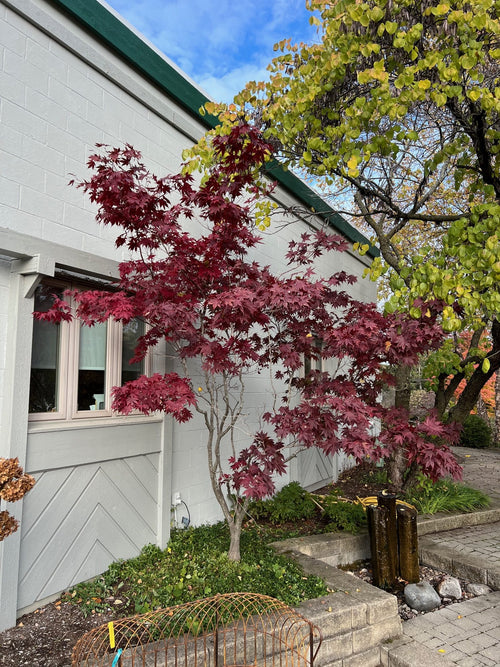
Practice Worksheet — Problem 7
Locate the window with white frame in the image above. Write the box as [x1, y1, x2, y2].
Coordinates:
[29, 280, 148, 420]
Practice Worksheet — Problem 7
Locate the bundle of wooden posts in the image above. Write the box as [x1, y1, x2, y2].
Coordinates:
[311, 491, 419, 589]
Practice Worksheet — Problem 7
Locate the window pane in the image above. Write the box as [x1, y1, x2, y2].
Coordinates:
[78, 323, 107, 411]
[304, 336, 323, 377]
[29, 286, 62, 413]
[121, 319, 145, 384]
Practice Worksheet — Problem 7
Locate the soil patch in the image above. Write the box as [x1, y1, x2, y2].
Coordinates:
[315, 459, 398, 499]
[0, 601, 118, 666]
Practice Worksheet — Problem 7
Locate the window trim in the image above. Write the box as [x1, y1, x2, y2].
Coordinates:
[303, 335, 323, 377]
[29, 280, 150, 422]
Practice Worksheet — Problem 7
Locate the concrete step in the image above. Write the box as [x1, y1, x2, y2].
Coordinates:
[379, 637, 456, 667]
[418, 532, 500, 591]
[273, 503, 500, 569]
[295, 554, 402, 666]
[286, 504, 500, 666]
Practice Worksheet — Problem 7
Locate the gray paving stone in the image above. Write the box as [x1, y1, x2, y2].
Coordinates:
[472, 633, 497, 649]
[433, 622, 470, 639]
[455, 657, 482, 667]
[485, 625, 500, 640]
[439, 648, 464, 662]
[480, 644, 500, 661]
[449, 617, 481, 631]
[434, 627, 475, 642]
[424, 636, 443, 649]
[453, 638, 486, 656]
[478, 620, 500, 633]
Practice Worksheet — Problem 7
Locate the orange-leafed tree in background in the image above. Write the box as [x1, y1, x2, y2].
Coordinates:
[450, 330, 499, 443]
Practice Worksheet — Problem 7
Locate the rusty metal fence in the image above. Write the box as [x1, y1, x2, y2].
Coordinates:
[71, 592, 323, 666]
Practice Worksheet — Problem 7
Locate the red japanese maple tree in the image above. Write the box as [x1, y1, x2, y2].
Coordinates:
[38, 123, 461, 560]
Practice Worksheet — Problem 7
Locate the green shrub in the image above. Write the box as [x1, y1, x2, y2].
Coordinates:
[322, 497, 367, 533]
[248, 482, 317, 523]
[460, 414, 492, 448]
[64, 522, 327, 617]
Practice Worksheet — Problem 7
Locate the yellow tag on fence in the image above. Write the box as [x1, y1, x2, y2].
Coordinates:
[108, 621, 115, 649]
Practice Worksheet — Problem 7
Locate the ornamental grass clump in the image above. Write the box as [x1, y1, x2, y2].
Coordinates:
[404, 475, 490, 514]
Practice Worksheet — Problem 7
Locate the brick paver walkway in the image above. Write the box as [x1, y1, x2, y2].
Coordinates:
[457, 447, 500, 500]
[400, 447, 500, 666]
[428, 521, 500, 563]
[403, 592, 500, 666]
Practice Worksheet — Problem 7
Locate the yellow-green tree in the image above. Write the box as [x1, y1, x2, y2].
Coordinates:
[205, 0, 500, 425]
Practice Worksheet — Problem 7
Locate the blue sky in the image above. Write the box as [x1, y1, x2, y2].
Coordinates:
[103, 0, 319, 102]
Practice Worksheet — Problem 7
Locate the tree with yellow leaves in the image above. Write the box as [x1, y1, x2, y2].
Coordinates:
[200, 0, 500, 426]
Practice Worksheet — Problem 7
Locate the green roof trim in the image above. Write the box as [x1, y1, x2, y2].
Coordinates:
[264, 160, 376, 249]
[53, 0, 378, 258]
[52, 0, 217, 125]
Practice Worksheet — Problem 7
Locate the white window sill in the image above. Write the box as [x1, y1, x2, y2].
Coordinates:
[28, 413, 163, 433]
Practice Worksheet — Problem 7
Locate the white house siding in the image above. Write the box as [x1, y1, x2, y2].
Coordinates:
[0, 0, 377, 628]
[0, 262, 11, 427]
[19, 422, 162, 609]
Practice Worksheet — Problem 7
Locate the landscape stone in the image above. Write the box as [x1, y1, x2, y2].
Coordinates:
[404, 581, 441, 612]
[436, 575, 462, 600]
[466, 582, 492, 596]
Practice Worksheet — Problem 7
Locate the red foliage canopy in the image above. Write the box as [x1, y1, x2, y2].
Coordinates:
[37, 123, 461, 499]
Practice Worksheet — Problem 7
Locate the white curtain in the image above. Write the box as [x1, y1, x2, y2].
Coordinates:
[79, 323, 107, 370]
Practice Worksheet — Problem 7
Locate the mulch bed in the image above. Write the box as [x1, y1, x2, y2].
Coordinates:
[0, 602, 118, 666]
[314, 459, 399, 498]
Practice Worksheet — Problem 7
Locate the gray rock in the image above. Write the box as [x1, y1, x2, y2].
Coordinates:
[466, 583, 492, 596]
[437, 576, 462, 600]
[404, 581, 441, 612]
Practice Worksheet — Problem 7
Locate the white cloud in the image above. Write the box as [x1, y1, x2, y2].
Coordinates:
[103, 0, 319, 100]
[198, 63, 272, 104]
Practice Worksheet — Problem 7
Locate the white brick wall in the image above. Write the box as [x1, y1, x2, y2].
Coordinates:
[1, 2, 205, 263]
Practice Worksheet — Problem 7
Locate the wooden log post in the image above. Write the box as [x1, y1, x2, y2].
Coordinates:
[397, 505, 419, 583]
[367, 502, 397, 590]
[377, 492, 398, 584]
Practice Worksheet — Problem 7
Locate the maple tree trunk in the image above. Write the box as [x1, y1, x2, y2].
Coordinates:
[206, 433, 246, 561]
[387, 365, 412, 491]
[211, 485, 244, 562]
[207, 441, 242, 561]
[228, 517, 243, 562]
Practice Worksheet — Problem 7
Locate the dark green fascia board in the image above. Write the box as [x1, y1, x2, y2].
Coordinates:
[51, 0, 219, 127]
[51, 0, 379, 258]
[264, 159, 377, 252]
